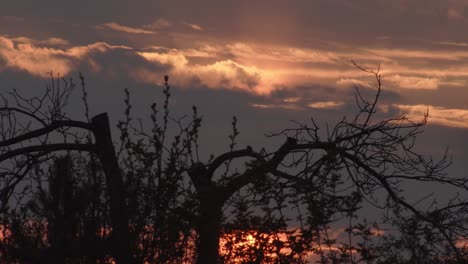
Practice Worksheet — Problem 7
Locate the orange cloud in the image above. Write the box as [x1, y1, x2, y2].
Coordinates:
[225, 42, 339, 65]
[385, 75, 439, 90]
[42, 37, 70, 46]
[184, 22, 203, 31]
[138, 50, 333, 94]
[0, 35, 72, 76]
[283, 97, 301, 103]
[250, 103, 302, 110]
[135, 45, 365, 94]
[336, 78, 371, 88]
[135, 40, 468, 95]
[144, 18, 171, 30]
[137, 50, 270, 93]
[308, 101, 345, 109]
[367, 48, 468, 61]
[97, 22, 155, 34]
[0, 35, 131, 77]
[5, 36, 70, 47]
[3, 32, 468, 97]
[436, 41, 468, 47]
[138, 50, 189, 68]
[394, 104, 468, 128]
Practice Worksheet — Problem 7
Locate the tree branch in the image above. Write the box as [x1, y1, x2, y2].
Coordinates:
[206, 147, 262, 178]
[0, 143, 96, 163]
[341, 151, 462, 257]
[0, 120, 92, 147]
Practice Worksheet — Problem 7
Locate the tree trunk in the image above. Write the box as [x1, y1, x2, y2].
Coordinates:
[196, 198, 223, 264]
[91, 113, 132, 264]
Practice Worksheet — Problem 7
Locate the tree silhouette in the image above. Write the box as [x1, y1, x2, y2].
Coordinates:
[0, 67, 467, 263]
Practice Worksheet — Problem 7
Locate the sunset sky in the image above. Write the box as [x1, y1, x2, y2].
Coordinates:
[1, 1, 468, 180]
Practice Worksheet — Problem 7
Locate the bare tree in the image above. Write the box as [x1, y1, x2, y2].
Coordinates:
[0, 66, 467, 264]
[186, 64, 467, 263]
[0, 75, 131, 263]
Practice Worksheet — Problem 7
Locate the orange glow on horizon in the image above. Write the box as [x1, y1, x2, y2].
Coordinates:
[1, 223, 466, 263]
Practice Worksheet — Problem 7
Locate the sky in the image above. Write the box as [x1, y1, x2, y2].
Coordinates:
[1, 1, 468, 196]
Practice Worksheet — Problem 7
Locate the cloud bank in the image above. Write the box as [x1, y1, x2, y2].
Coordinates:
[1, 31, 468, 129]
